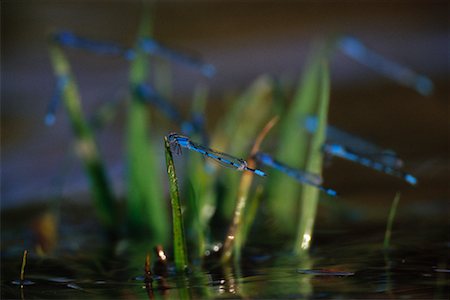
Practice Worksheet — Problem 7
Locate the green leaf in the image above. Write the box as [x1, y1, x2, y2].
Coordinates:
[164, 137, 188, 272]
[266, 41, 330, 235]
[48, 45, 117, 231]
[294, 59, 330, 254]
[210, 75, 274, 220]
[125, 10, 169, 241]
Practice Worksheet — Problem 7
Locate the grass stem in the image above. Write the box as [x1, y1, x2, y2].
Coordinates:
[48, 45, 117, 231]
[20, 250, 27, 283]
[294, 59, 330, 255]
[221, 116, 279, 263]
[126, 9, 169, 241]
[164, 136, 188, 272]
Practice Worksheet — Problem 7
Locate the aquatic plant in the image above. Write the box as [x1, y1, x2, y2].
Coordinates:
[384, 192, 401, 249]
[164, 137, 188, 272]
[48, 45, 117, 232]
[125, 10, 169, 242]
[45, 8, 430, 278]
[221, 116, 279, 263]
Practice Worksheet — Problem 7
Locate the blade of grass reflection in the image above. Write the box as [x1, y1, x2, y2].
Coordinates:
[164, 136, 188, 273]
[48, 45, 117, 231]
[294, 59, 330, 255]
[126, 8, 169, 241]
[221, 116, 279, 264]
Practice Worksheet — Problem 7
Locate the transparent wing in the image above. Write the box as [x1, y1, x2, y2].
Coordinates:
[189, 142, 247, 170]
[324, 143, 417, 185]
[305, 116, 404, 169]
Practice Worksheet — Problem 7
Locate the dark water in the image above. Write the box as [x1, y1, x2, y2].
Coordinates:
[1, 201, 448, 299]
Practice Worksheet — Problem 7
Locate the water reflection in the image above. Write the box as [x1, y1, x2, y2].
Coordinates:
[1, 206, 448, 299]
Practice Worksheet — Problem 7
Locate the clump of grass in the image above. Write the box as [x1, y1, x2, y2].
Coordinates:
[48, 45, 117, 232]
[384, 192, 401, 249]
[164, 136, 188, 273]
[46, 5, 430, 274]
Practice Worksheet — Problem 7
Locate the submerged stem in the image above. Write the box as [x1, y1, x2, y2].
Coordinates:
[20, 250, 28, 283]
[384, 192, 401, 249]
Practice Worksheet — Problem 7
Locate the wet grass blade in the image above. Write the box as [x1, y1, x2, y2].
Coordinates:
[126, 9, 169, 241]
[267, 41, 331, 235]
[294, 59, 330, 255]
[164, 137, 188, 272]
[221, 116, 279, 263]
[384, 192, 401, 249]
[48, 45, 117, 230]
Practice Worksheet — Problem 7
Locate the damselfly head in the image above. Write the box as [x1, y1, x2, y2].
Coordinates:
[236, 159, 248, 171]
[167, 132, 188, 155]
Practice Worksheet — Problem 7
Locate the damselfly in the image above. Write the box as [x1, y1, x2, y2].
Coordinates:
[53, 31, 216, 77]
[254, 152, 337, 197]
[167, 133, 266, 177]
[140, 38, 216, 78]
[45, 75, 69, 126]
[53, 31, 134, 59]
[338, 35, 433, 96]
[304, 115, 404, 169]
[323, 143, 417, 185]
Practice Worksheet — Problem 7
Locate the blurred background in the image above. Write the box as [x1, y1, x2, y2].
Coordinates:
[1, 1, 448, 211]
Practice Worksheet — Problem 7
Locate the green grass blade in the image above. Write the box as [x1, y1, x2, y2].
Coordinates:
[384, 192, 401, 249]
[126, 9, 169, 241]
[267, 41, 330, 235]
[221, 116, 278, 264]
[164, 137, 189, 272]
[294, 59, 330, 255]
[185, 85, 214, 259]
[210, 75, 274, 220]
[236, 184, 264, 261]
[48, 45, 117, 230]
